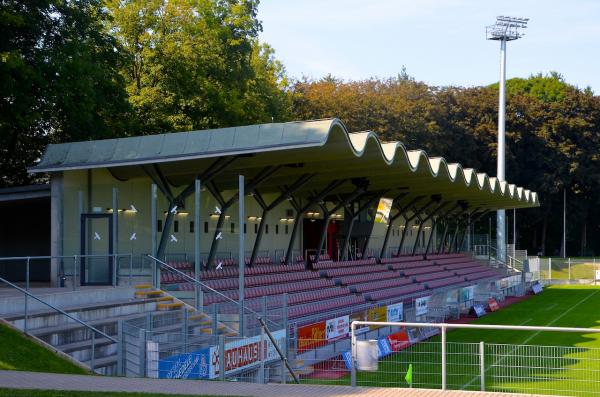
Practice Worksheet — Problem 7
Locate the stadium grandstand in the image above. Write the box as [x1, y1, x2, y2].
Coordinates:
[0, 118, 544, 393]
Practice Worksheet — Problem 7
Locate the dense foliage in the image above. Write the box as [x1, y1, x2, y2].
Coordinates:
[1, 1, 599, 255]
[291, 73, 600, 256]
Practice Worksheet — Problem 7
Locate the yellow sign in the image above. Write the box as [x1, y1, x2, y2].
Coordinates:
[375, 198, 393, 224]
[367, 306, 387, 328]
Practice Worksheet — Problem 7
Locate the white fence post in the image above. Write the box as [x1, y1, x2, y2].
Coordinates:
[441, 324, 447, 390]
[351, 322, 357, 387]
[479, 341, 485, 391]
[568, 257, 571, 280]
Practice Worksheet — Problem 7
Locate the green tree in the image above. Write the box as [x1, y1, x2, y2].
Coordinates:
[105, 0, 289, 133]
[0, 0, 131, 186]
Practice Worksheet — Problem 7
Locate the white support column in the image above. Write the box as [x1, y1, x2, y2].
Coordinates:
[238, 175, 245, 336]
[496, 38, 507, 264]
[50, 172, 64, 286]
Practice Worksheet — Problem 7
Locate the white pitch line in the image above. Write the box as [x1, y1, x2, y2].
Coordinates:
[460, 289, 600, 390]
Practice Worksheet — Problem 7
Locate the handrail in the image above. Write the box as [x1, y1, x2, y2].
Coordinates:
[146, 255, 280, 328]
[0, 276, 117, 343]
[147, 254, 300, 384]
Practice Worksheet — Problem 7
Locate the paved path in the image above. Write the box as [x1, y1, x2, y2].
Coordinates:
[0, 371, 552, 397]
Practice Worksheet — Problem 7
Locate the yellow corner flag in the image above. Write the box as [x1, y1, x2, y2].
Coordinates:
[405, 363, 413, 387]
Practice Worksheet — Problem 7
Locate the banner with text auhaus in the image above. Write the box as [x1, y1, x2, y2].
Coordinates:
[212, 329, 286, 375]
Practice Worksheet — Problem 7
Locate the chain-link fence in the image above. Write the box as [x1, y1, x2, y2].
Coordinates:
[539, 257, 600, 282]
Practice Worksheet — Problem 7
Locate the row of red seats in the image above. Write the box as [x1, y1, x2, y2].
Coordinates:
[312, 258, 376, 270]
[201, 279, 336, 305]
[288, 295, 365, 319]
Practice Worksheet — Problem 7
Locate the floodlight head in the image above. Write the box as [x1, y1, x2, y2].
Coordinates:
[486, 15, 529, 41]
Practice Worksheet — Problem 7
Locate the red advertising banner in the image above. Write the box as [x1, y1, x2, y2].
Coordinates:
[297, 321, 326, 352]
[488, 298, 500, 312]
[387, 328, 411, 352]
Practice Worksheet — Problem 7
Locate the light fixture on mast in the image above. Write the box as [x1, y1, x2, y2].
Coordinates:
[486, 15, 528, 264]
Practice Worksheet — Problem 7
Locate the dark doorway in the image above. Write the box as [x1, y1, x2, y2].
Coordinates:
[80, 213, 113, 285]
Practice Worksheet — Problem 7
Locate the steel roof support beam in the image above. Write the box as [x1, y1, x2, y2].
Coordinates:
[249, 174, 315, 267]
[284, 180, 347, 266]
[205, 166, 281, 268]
[396, 200, 436, 257]
[447, 209, 470, 254]
[456, 209, 488, 253]
[411, 202, 450, 256]
[378, 195, 422, 262]
[437, 205, 468, 254]
[341, 193, 385, 261]
[146, 157, 239, 261]
[315, 186, 367, 262]
[424, 203, 461, 259]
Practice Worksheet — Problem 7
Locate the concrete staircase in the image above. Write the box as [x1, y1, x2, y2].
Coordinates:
[1, 285, 235, 375]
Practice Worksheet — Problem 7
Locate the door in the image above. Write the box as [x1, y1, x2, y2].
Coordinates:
[80, 213, 113, 286]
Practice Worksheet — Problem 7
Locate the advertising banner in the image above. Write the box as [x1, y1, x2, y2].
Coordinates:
[473, 303, 487, 317]
[415, 296, 430, 316]
[326, 315, 350, 341]
[488, 298, 500, 312]
[297, 321, 326, 352]
[375, 198, 393, 224]
[532, 282, 543, 295]
[387, 328, 410, 352]
[407, 328, 421, 344]
[386, 302, 404, 322]
[367, 306, 387, 328]
[222, 329, 286, 374]
[377, 338, 393, 358]
[159, 346, 217, 380]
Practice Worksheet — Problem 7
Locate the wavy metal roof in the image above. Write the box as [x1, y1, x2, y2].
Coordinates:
[30, 118, 539, 209]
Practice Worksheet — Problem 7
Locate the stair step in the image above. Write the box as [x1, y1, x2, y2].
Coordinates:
[155, 296, 174, 302]
[3, 297, 161, 322]
[157, 302, 184, 311]
[134, 290, 164, 298]
[85, 354, 117, 369]
[135, 284, 153, 289]
[58, 336, 115, 353]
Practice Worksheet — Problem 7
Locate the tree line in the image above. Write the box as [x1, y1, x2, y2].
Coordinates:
[2, 1, 600, 256]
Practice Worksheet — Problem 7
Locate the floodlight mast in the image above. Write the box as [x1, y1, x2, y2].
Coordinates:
[486, 16, 528, 264]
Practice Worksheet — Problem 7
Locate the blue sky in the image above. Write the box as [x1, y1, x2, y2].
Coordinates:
[258, 0, 600, 92]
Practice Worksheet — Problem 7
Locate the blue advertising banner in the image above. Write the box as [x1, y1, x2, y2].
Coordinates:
[473, 303, 487, 318]
[532, 282, 543, 294]
[342, 351, 352, 370]
[377, 338, 393, 358]
[158, 347, 215, 379]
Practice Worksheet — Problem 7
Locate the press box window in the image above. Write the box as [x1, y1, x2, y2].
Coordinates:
[189, 221, 194, 233]
[204, 221, 209, 233]
[174, 221, 179, 233]
[231, 223, 235, 233]
[157, 220, 163, 232]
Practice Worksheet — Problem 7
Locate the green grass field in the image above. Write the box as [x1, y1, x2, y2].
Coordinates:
[0, 323, 87, 375]
[309, 285, 600, 396]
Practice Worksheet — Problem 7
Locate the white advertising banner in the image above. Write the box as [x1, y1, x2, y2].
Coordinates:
[326, 315, 350, 341]
[386, 302, 404, 322]
[415, 296, 430, 316]
[209, 329, 286, 376]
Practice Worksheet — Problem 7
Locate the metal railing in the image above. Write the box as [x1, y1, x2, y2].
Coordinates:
[0, 254, 135, 289]
[146, 254, 300, 383]
[350, 321, 600, 394]
[0, 275, 117, 372]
